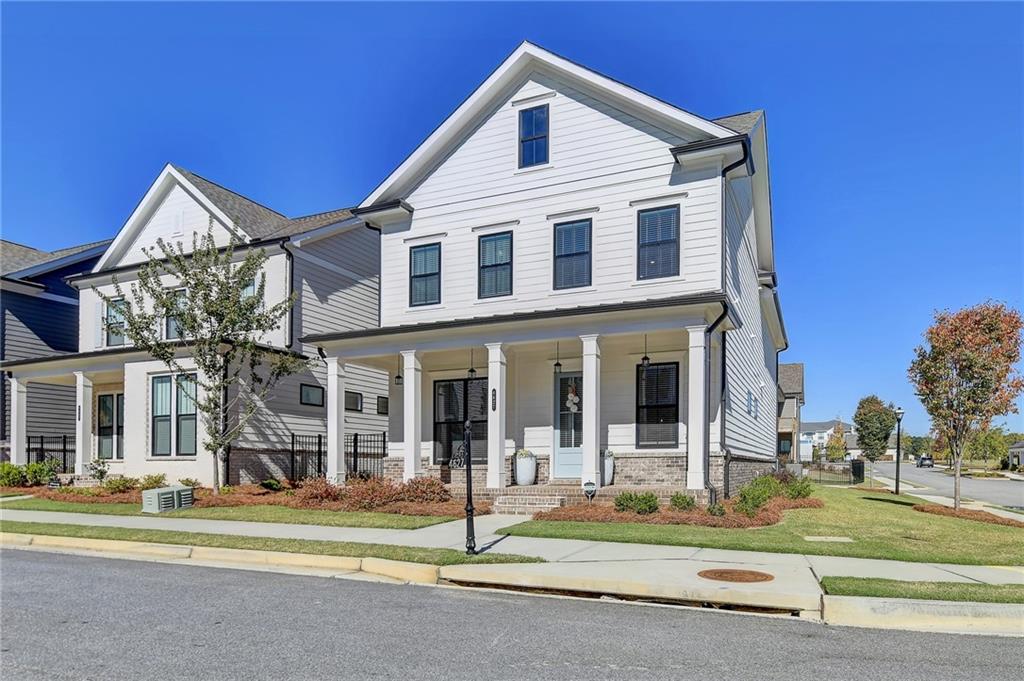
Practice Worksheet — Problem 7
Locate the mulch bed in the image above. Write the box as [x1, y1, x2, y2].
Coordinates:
[913, 504, 1024, 529]
[532, 496, 823, 528]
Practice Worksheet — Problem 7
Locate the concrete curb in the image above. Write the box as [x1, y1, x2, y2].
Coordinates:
[823, 595, 1024, 636]
[362, 557, 440, 584]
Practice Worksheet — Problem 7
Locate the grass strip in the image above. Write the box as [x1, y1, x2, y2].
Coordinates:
[0, 519, 543, 566]
[1, 498, 453, 530]
[820, 576, 1024, 604]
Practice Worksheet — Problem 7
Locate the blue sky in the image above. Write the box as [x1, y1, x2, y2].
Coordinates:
[2, 2, 1022, 434]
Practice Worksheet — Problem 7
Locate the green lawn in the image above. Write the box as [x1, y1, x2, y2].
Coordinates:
[821, 577, 1024, 604]
[0, 492, 29, 498]
[499, 486, 1024, 566]
[0, 497, 454, 530]
[0, 520, 541, 565]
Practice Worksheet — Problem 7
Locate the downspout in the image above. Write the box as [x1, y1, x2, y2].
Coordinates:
[704, 304, 729, 505]
[278, 242, 295, 350]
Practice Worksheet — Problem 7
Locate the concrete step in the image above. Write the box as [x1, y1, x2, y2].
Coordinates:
[492, 494, 566, 515]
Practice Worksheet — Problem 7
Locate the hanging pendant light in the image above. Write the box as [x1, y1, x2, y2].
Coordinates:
[468, 348, 477, 378]
[394, 355, 403, 385]
[641, 334, 651, 368]
[553, 341, 562, 374]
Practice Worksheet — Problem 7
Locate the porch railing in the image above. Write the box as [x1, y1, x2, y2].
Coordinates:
[26, 435, 75, 474]
[290, 433, 325, 481]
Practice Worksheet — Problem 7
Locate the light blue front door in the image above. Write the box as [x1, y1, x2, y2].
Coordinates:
[553, 372, 583, 479]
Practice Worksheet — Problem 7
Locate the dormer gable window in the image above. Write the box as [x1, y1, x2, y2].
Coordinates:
[518, 104, 549, 168]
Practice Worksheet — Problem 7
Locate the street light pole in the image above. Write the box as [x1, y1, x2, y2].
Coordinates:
[894, 407, 904, 496]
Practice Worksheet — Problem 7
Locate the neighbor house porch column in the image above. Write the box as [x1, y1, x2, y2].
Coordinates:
[686, 326, 708, 490]
[485, 343, 507, 488]
[401, 350, 423, 481]
[9, 377, 27, 464]
[74, 371, 93, 476]
[580, 334, 601, 489]
[326, 357, 347, 483]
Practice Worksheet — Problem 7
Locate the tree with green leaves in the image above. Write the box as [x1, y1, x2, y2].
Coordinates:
[906, 435, 933, 461]
[908, 301, 1024, 508]
[825, 423, 847, 462]
[967, 427, 1009, 470]
[853, 395, 897, 463]
[95, 224, 308, 492]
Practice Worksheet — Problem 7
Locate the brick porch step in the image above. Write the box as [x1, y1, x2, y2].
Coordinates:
[492, 494, 567, 515]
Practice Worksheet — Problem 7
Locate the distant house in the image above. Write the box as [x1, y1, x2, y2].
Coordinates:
[799, 419, 853, 460]
[1, 238, 111, 456]
[1008, 441, 1024, 469]
[844, 431, 898, 461]
[776, 363, 804, 462]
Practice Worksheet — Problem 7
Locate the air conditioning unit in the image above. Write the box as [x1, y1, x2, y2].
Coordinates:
[173, 486, 194, 509]
[142, 487, 178, 514]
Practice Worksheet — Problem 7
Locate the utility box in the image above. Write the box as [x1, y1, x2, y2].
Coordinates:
[142, 486, 195, 514]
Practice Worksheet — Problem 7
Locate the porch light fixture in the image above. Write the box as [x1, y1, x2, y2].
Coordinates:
[394, 356, 403, 386]
[468, 349, 477, 379]
[641, 335, 651, 368]
[553, 342, 562, 374]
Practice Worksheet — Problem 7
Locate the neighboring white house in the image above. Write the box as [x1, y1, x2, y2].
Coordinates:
[306, 42, 788, 500]
[3, 164, 387, 486]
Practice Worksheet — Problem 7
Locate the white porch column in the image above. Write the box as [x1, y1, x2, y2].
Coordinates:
[580, 334, 601, 489]
[326, 357, 346, 483]
[74, 372, 93, 476]
[9, 377, 27, 464]
[485, 343, 507, 489]
[686, 326, 708, 490]
[401, 350, 422, 481]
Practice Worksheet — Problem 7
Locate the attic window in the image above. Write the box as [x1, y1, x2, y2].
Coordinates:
[519, 105, 549, 168]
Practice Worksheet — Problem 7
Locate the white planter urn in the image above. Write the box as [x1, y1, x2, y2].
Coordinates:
[602, 451, 615, 486]
[515, 450, 537, 486]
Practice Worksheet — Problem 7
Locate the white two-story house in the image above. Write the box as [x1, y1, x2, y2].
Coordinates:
[4, 164, 387, 486]
[307, 42, 788, 500]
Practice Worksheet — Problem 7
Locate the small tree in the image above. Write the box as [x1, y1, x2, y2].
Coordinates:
[908, 301, 1024, 508]
[853, 395, 897, 463]
[825, 423, 847, 462]
[967, 427, 1009, 470]
[96, 224, 308, 492]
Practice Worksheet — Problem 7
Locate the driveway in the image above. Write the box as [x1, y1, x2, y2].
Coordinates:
[876, 462, 1024, 507]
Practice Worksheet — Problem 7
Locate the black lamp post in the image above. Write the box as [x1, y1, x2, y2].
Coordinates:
[894, 406, 904, 495]
[462, 418, 477, 555]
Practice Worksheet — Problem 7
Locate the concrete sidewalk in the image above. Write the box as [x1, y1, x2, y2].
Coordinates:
[2, 507, 1021, 585]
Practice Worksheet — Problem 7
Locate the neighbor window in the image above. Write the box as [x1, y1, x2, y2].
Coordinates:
[478, 232, 512, 298]
[152, 373, 197, 457]
[241, 279, 256, 300]
[409, 243, 441, 306]
[518, 104, 549, 168]
[300, 384, 324, 407]
[165, 289, 186, 340]
[637, 205, 680, 280]
[106, 298, 126, 346]
[345, 391, 363, 412]
[377, 396, 389, 415]
[636, 362, 679, 448]
[553, 219, 592, 289]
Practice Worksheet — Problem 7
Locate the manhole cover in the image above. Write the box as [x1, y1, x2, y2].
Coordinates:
[697, 569, 774, 583]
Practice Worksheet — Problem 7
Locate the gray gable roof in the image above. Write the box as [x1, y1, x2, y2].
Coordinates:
[1, 238, 111, 277]
[800, 419, 853, 434]
[779, 363, 804, 397]
[712, 110, 763, 135]
[173, 166, 353, 241]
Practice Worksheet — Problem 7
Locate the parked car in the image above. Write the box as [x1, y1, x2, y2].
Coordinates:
[916, 454, 934, 468]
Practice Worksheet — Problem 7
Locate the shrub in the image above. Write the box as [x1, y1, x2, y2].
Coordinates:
[784, 477, 813, 499]
[770, 469, 797, 485]
[613, 491, 659, 515]
[260, 478, 283, 492]
[103, 477, 138, 494]
[735, 474, 785, 516]
[87, 458, 109, 481]
[24, 460, 58, 486]
[400, 476, 451, 503]
[344, 477, 403, 510]
[707, 502, 726, 517]
[293, 477, 342, 505]
[0, 462, 27, 487]
[669, 492, 697, 512]
[178, 478, 202, 488]
[138, 474, 167, 491]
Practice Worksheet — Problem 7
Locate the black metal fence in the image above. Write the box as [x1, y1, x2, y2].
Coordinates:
[290, 433, 325, 481]
[26, 435, 75, 474]
[345, 432, 387, 480]
[803, 460, 865, 485]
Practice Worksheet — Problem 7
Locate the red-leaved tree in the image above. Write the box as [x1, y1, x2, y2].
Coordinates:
[908, 302, 1024, 508]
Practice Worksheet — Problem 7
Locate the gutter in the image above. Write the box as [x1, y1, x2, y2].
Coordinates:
[704, 303, 730, 504]
[279, 241, 296, 350]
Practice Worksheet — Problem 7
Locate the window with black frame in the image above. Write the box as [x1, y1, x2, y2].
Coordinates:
[433, 378, 488, 464]
[165, 289, 186, 340]
[637, 205, 680, 280]
[106, 298, 126, 346]
[176, 374, 197, 456]
[478, 231, 512, 298]
[553, 218, 592, 289]
[409, 243, 441, 306]
[518, 104, 549, 168]
[636, 362, 679, 448]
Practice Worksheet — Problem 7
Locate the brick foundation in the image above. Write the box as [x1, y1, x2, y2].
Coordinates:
[609, 451, 686, 486]
[709, 452, 776, 498]
[227, 448, 294, 485]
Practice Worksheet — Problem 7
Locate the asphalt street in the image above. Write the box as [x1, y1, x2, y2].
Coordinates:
[875, 462, 1024, 507]
[1, 549, 1019, 681]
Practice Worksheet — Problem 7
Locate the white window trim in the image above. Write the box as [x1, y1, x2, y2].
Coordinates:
[96, 391, 124, 461]
[148, 372, 198, 459]
[632, 200, 686, 284]
[549, 215, 596, 295]
[514, 101, 553, 174]
[163, 288, 187, 341]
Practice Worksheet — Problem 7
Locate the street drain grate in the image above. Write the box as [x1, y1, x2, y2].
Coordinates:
[697, 569, 774, 583]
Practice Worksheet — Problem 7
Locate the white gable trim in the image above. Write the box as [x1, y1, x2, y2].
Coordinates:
[93, 164, 252, 272]
[360, 41, 736, 207]
[288, 216, 364, 248]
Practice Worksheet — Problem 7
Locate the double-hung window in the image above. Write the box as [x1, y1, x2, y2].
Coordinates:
[165, 289, 186, 340]
[151, 373, 197, 456]
[409, 243, 441, 306]
[518, 104, 549, 168]
[553, 219, 592, 289]
[345, 391, 363, 412]
[636, 362, 679, 448]
[478, 231, 512, 299]
[106, 298, 126, 346]
[637, 205, 680, 280]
